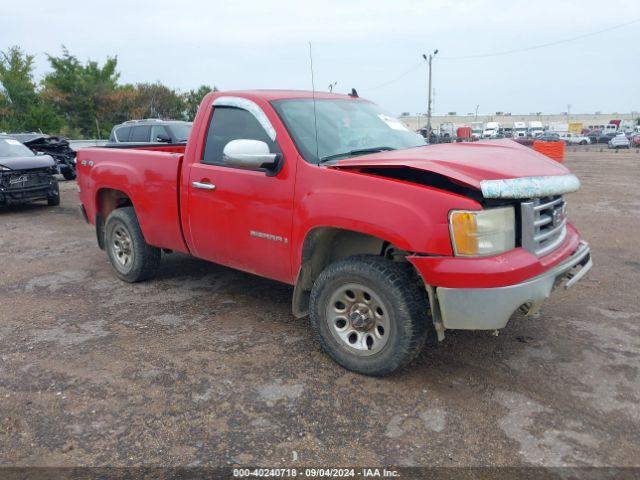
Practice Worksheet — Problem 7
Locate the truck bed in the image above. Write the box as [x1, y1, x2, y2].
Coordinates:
[76, 146, 189, 254]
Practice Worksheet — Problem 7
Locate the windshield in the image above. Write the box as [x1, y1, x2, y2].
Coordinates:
[0, 138, 35, 158]
[271, 99, 425, 163]
[169, 123, 192, 142]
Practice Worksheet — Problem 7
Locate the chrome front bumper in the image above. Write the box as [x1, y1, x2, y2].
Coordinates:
[435, 241, 592, 330]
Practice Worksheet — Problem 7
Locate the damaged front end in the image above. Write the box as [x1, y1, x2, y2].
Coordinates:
[330, 143, 592, 337]
[408, 173, 591, 338]
[0, 155, 59, 206]
[11, 134, 77, 180]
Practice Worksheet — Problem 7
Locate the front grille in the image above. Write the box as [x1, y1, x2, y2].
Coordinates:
[521, 195, 567, 257]
[0, 170, 52, 191]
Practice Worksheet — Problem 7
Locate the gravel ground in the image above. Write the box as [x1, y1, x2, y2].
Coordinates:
[0, 148, 639, 468]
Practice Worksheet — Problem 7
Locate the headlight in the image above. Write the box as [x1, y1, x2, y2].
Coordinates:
[449, 206, 515, 257]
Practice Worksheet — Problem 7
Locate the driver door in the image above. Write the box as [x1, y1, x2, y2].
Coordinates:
[186, 106, 295, 284]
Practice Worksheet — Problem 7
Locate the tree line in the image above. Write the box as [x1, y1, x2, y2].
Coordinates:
[0, 46, 216, 139]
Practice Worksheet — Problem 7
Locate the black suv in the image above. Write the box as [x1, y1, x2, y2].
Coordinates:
[108, 119, 192, 144]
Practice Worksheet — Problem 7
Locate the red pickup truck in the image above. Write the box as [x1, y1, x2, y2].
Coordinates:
[77, 90, 592, 376]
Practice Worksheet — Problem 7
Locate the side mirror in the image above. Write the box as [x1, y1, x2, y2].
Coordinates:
[223, 139, 279, 171]
[156, 133, 171, 143]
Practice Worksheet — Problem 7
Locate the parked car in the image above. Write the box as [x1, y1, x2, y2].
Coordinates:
[587, 130, 616, 144]
[608, 133, 630, 149]
[535, 132, 561, 142]
[9, 133, 77, 180]
[513, 137, 534, 146]
[631, 134, 640, 148]
[563, 133, 590, 145]
[77, 90, 592, 376]
[0, 135, 60, 206]
[108, 119, 192, 144]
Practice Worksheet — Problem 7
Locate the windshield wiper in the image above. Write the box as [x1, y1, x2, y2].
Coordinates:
[319, 146, 396, 163]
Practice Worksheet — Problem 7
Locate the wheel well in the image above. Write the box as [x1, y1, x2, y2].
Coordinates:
[292, 227, 406, 318]
[95, 188, 133, 250]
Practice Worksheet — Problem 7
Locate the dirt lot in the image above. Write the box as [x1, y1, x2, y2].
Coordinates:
[1, 148, 639, 468]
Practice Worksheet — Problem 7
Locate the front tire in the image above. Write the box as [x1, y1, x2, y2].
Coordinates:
[62, 167, 76, 180]
[310, 255, 429, 376]
[104, 207, 161, 282]
[47, 180, 60, 206]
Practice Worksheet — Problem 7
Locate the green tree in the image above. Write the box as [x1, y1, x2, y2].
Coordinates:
[183, 85, 216, 121]
[2, 45, 218, 137]
[0, 46, 61, 132]
[129, 82, 184, 120]
[42, 47, 120, 138]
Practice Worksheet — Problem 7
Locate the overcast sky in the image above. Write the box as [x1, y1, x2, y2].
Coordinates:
[2, 0, 639, 116]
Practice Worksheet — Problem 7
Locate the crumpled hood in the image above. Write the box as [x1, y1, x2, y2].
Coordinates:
[332, 139, 570, 189]
[0, 155, 55, 171]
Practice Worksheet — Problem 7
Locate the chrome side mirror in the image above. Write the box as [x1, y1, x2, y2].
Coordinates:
[223, 139, 278, 171]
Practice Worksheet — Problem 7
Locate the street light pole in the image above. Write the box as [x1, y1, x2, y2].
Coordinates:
[422, 49, 438, 140]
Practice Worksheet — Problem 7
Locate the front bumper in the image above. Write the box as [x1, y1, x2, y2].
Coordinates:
[434, 241, 592, 330]
[0, 183, 55, 204]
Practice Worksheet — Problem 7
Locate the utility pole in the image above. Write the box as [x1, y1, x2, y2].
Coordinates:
[475, 104, 480, 121]
[422, 50, 438, 140]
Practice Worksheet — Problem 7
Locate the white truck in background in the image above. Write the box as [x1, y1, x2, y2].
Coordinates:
[482, 122, 500, 138]
[513, 122, 528, 138]
[471, 121, 484, 139]
[529, 121, 544, 138]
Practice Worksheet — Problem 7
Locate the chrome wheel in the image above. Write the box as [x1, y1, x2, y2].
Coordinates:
[111, 225, 134, 271]
[326, 282, 391, 356]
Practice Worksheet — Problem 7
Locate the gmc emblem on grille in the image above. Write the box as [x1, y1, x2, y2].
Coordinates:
[552, 205, 566, 226]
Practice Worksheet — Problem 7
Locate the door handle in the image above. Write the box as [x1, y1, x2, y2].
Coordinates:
[192, 181, 216, 190]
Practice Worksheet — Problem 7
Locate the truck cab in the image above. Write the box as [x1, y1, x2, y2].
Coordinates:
[482, 122, 500, 138]
[513, 122, 528, 138]
[528, 121, 544, 137]
[470, 121, 484, 140]
[76, 90, 592, 376]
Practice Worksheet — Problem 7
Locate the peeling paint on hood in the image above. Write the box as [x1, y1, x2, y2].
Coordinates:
[480, 174, 581, 199]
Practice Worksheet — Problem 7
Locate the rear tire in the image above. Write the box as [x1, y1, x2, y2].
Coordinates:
[104, 207, 161, 282]
[310, 255, 430, 376]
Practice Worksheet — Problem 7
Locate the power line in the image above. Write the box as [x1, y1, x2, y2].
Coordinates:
[364, 61, 423, 91]
[354, 16, 639, 92]
[439, 17, 640, 60]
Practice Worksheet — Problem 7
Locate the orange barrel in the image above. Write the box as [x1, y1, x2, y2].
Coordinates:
[457, 126, 472, 139]
[533, 141, 565, 162]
